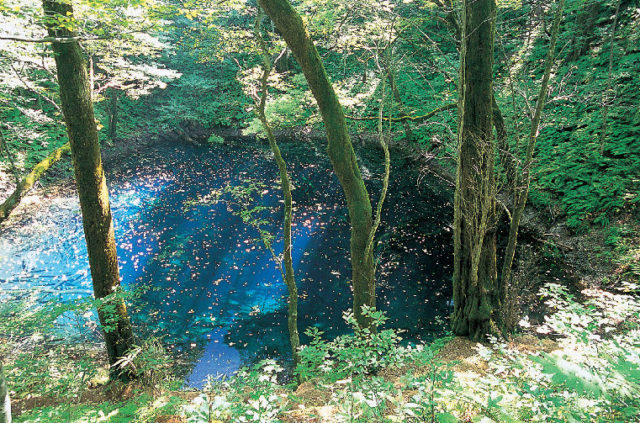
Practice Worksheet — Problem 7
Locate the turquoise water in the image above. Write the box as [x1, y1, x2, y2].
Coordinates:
[0, 142, 452, 386]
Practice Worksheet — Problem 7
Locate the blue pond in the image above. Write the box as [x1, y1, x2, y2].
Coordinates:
[0, 141, 452, 386]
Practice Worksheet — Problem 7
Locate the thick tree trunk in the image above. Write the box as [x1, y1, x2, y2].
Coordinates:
[43, 0, 135, 380]
[452, 0, 498, 341]
[254, 11, 301, 371]
[0, 362, 10, 423]
[257, 0, 376, 328]
[0, 142, 70, 223]
[431, 1, 509, 157]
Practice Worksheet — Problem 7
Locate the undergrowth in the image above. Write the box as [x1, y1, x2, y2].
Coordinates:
[3, 272, 639, 422]
[175, 283, 640, 423]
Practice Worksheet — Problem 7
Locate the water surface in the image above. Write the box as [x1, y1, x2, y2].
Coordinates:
[0, 141, 452, 386]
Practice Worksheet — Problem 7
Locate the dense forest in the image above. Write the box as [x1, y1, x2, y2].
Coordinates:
[0, 0, 639, 421]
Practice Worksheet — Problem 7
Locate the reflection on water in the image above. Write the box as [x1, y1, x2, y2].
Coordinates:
[0, 142, 452, 387]
[187, 328, 241, 385]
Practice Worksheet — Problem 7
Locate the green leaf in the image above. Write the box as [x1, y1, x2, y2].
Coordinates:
[436, 412, 458, 423]
[531, 352, 605, 397]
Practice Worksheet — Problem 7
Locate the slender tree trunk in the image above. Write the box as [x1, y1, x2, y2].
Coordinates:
[452, 0, 498, 341]
[108, 88, 119, 142]
[0, 362, 10, 423]
[599, 0, 622, 154]
[254, 10, 301, 371]
[493, 95, 517, 202]
[382, 61, 413, 142]
[0, 142, 70, 223]
[365, 80, 391, 264]
[500, 0, 566, 298]
[257, 0, 376, 328]
[0, 129, 20, 186]
[43, 0, 135, 380]
[88, 54, 94, 101]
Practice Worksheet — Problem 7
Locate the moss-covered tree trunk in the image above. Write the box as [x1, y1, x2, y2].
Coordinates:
[0, 142, 70, 223]
[43, 0, 135, 379]
[254, 11, 301, 370]
[452, 0, 499, 341]
[257, 0, 375, 328]
[0, 362, 10, 423]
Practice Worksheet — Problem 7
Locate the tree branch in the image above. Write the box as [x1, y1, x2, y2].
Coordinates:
[346, 103, 456, 123]
[10, 62, 62, 112]
[0, 35, 95, 43]
[0, 142, 71, 223]
[0, 29, 149, 44]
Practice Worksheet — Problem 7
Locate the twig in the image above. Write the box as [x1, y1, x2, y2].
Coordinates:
[0, 29, 150, 44]
[10, 62, 61, 112]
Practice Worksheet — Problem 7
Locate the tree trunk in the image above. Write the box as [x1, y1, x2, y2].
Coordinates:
[452, 0, 498, 341]
[88, 54, 94, 101]
[365, 82, 391, 266]
[254, 10, 301, 371]
[599, 0, 622, 154]
[493, 95, 517, 201]
[383, 61, 413, 142]
[108, 88, 119, 142]
[0, 362, 10, 423]
[500, 0, 566, 300]
[274, 48, 293, 73]
[257, 0, 376, 328]
[0, 129, 20, 186]
[0, 142, 70, 223]
[43, 0, 135, 380]
[433, 1, 509, 160]
[570, 0, 601, 61]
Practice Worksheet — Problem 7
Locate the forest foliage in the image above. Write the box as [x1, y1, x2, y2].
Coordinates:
[0, 0, 639, 421]
[1, 0, 638, 228]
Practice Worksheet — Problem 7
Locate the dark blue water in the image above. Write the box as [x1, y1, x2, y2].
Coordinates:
[0, 141, 452, 386]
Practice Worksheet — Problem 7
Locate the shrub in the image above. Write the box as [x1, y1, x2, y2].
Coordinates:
[207, 134, 225, 145]
[297, 306, 404, 382]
